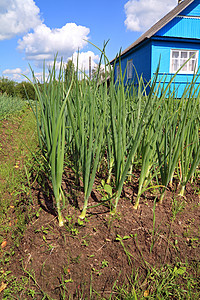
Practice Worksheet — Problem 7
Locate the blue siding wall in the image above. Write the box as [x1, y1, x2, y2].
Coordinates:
[151, 39, 200, 97]
[114, 37, 200, 97]
[156, 1, 200, 39]
[156, 17, 200, 39]
[114, 41, 151, 85]
[181, 0, 200, 16]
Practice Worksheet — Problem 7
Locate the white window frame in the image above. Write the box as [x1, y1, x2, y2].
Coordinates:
[170, 49, 199, 74]
[127, 59, 133, 79]
[116, 65, 120, 79]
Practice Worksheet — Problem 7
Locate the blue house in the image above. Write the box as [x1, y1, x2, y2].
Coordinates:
[111, 0, 200, 97]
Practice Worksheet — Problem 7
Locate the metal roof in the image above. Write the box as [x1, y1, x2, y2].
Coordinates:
[111, 0, 195, 63]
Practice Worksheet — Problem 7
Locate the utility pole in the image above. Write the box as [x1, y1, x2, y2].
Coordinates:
[89, 56, 91, 79]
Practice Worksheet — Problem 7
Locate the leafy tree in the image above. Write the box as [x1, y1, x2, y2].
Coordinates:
[0, 77, 16, 96]
[64, 60, 75, 87]
[15, 81, 36, 100]
[0, 77, 36, 100]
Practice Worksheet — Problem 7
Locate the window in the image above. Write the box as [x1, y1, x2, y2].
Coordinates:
[127, 59, 133, 79]
[116, 65, 120, 79]
[170, 49, 198, 74]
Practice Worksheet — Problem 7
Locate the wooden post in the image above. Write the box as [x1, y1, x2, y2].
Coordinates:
[89, 56, 91, 79]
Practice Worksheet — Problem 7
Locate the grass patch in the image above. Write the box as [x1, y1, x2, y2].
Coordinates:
[0, 97, 38, 296]
[114, 262, 200, 299]
[0, 94, 28, 120]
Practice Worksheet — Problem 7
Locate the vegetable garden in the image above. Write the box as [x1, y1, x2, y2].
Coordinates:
[27, 53, 200, 225]
[0, 51, 200, 299]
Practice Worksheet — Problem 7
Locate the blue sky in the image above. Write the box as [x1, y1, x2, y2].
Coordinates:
[0, 0, 177, 81]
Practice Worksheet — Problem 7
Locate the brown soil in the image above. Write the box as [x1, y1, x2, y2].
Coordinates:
[3, 168, 200, 299]
[0, 115, 200, 299]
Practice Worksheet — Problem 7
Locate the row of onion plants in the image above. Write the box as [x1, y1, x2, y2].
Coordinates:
[27, 54, 200, 225]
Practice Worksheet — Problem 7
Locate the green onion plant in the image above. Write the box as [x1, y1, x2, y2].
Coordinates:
[26, 58, 73, 226]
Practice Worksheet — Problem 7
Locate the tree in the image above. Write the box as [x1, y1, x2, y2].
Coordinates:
[0, 77, 16, 96]
[15, 81, 36, 100]
[64, 60, 75, 87]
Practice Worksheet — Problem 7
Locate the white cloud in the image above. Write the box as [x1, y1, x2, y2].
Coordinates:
[124, 0, 177, 32]
[0, 0, 95, 75]
[2, 67, 29, 81]
[11, 74, 23, 81]
[70, 51, 100, 72]
[17, 23, 90, 62]
[0, 0, 41, 40]
[3, 67, 29, 75]
[3, 68, 22, 75]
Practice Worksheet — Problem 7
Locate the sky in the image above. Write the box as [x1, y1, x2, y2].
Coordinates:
[0, 0, 178, 82]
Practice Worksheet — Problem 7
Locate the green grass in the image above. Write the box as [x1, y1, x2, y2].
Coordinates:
[114, 261, 200, 300]
[0, 93, 28, 120]
[0, 97, 38, 297]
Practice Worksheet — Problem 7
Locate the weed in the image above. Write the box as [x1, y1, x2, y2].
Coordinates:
[171, 196, 185, 221]
[92, 267, 102, 276]
[116, 234, 133, 265]
[65, 215, 80, 236]
[163, 196, 186, 263]
[150, 197, 157, 253]
[22, 265, 52, 299]
[70, 255, 80, 264]
[81, 234, 90, 247]
[101, 259, 109, 268]
[115, 262, 200, 299]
